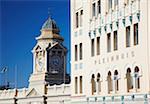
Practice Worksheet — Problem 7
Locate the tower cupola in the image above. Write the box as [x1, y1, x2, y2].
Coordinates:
[36, 16, 63, 41]
[41, 17, 60, 34]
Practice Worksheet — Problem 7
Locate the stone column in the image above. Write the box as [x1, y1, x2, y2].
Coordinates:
[113, 75, 116, 93]
[96, 81, 99, 95]
[132, 73, 136, 91]
[33, 52, 36, 73]
[124, 77, 127, 93]
[78, 76, 80, 94]
[104, 79, 108, 94]
[44, 50, 47, 73]
[130, 16, 134, 46]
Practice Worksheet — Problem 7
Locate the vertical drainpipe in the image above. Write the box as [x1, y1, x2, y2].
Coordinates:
[14, 89, 18, 104]
[43, 95, 47, 104]
[14, 97, 17, 104]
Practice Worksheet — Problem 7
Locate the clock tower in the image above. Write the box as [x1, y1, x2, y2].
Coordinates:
[29, 16, 70, 93]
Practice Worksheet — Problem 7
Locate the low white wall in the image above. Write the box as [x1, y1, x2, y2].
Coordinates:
[47, 84, 71, 95]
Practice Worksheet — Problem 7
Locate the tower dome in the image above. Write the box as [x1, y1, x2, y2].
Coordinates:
[36, 16, 63, 41]
[41, 17, 60, 34]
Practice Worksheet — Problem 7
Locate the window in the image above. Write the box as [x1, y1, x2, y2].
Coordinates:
[97, 73, 101, 94]
[114, 0, 118, 10]
[76, 12, 79, 28]
[92, 3, 96, 17]
[80, 76, 83, 93]
[108, 0, 112, 10]
[79, 43, 83, 60]
[114, 31, 118, 51]
[134, 23, 139, 45]
[80, 10, 83, 27]
[97, 0, 101, 14]
[126, 26, 130, 47]
[75, 45, 78, 61]
[134, 66, 140, 89]
[75, 77, 78, 94]
[97, 37, 100, 55]
[107, 33, 111, 52]
[91, 39, 95, 56]
[114, 70, 119, 92]
[126, 68, 133, 92]
[125, 0, 129, 5]
[91, 74, 96, 95]
[44, 84, 48, 94]
[107, 71, 112, 94]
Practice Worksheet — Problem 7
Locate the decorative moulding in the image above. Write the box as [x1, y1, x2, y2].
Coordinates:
[137, 12, 140, 22]
[110, 23, 112, 30]
[104, 25, 107, 32]
[122, 18, 126, 26]
[129, 15, 133, 23]
[93, 30, 96, 36]
[88, 31, 91, 38]
[98, 28, 101, 34]
[116, 21, 119, 28]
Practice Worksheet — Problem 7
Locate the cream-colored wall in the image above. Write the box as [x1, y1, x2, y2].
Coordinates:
[71, 0, 150, 99]
[147, 0, 150, 92]
[0, 0, 150, 104]
[0, 84, 71, 104]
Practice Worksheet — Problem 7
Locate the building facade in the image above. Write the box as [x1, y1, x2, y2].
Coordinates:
[0, 17, 71, 104]
[70, 0, 150, 103]
[0, 0, 150, 103]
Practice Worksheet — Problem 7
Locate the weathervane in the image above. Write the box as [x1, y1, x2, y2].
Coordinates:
[48, 8, 51, 18]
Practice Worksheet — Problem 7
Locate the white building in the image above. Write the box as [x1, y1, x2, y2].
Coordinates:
[70, 0, 150, 103]
[0, 16, 71, 104]
[0, 0, 150, 103]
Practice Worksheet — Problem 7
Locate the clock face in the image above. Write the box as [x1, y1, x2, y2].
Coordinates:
[49, 55, 62, 70]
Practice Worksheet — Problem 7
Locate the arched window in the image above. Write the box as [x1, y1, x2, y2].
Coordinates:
[80, 76, 83, 93]
[126, 68, 133, 92]
[91, 74, 96, 95]
[97, 73, 101, 94]
[114, 70, 119, 92]
[108, 0, 112, 10]
[107, 71, 112, 94]
[75, 77, 78, 94]
[134, 66, 140, 89]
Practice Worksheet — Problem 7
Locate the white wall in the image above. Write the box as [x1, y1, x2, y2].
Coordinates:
[71, 0, 150, 101]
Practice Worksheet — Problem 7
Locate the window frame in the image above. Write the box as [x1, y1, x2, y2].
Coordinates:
[134, 23, 139, 45]
[79, 76, 83, 93]
[75, 45, 78, 61]
[91, 39, 95, 56]
[79, 43, 83, 60]
[97, 0, 101, 14]
[75, 12, 79, 28]
[92, 3, 96, 17]
[97, 37, 100, 55]
[126, 26, 131, 47]
[114, 31, 118, 51]
[107, 33, 111, 52]
[75, 77, 78, 94]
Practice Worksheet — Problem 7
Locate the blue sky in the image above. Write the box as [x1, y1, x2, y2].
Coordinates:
[0, 0, 70, 88]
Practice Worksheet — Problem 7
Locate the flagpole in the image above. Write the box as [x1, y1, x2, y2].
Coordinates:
[5, 66, 8, 88]
[15, 65, 17, 88]
[0, 67, 8, 88]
